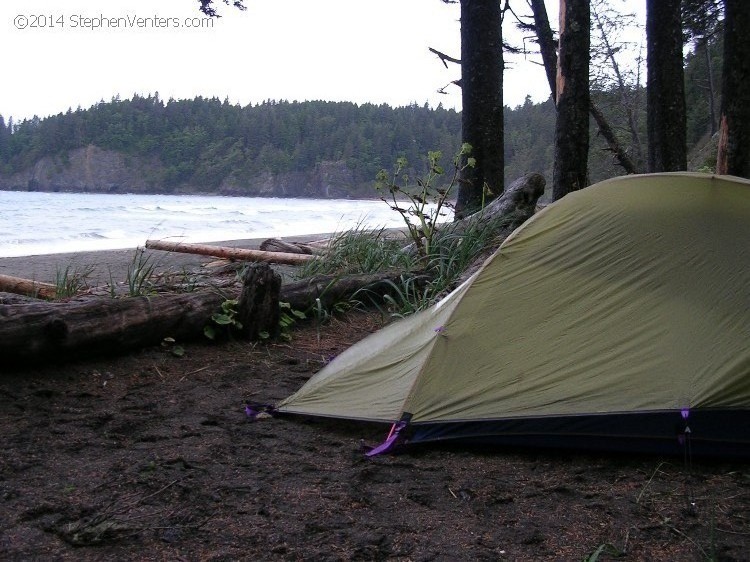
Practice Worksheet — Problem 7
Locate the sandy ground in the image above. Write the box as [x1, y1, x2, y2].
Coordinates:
[0, 236, 325, 289]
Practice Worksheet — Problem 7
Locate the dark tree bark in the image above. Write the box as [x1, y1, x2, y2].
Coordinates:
[455, 0, 504, 219]
[0, 291, 226, 365]
[530, 0, 559, 99]
[281, 272, 420, 312]
[716, 0, 750, 177]
[530, 0, 637, 175]
[237, 264, 281, 340]
[552, 0, 590, 201]
[646, 0, 687, 172]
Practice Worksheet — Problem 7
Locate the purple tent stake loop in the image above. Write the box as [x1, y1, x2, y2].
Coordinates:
[365, 419, 410, 457]
[677, 407, 694, 471]
[245, 402, 275, 421]
[681, 407, 691, 437]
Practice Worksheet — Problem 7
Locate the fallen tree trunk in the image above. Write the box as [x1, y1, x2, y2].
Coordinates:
[281, 271, 425, 312]
[145, 240, 315, 265]
[444, 172, 546, 283]
[0, 291, 226, 365]
[0, 271, 412, 365]
[257, 174, 545, 262]
[0, 274, 58, 300]
[258, 238, 329, 255]
[455, 172, 546, 233]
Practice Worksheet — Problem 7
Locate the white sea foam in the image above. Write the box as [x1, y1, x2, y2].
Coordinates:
[0, 190, 449, 257]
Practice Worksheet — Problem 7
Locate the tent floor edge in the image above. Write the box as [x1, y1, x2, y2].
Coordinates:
[408, 409, 750, 459]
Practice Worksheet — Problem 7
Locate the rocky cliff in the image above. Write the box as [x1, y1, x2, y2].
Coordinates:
[0, 146, 160, 193]
[0, 145, 371, 198]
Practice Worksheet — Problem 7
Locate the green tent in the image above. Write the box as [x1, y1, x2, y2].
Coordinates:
[277, 173, 750, 456]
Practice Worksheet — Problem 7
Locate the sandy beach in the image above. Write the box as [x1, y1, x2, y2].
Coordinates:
[0, 235, 324, 289]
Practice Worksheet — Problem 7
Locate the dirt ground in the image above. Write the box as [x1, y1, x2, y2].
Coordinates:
[1, 242, 749, 561]
[1, 303, 749, 562]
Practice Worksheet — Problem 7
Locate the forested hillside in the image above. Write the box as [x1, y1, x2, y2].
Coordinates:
[0, 31, 720, 199]
[0, 98, 462, 196]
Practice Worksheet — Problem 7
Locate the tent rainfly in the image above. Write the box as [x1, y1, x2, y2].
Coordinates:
[275, 173, 750, 457]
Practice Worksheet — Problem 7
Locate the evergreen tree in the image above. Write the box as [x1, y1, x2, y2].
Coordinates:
[553, 0, 591, 201]
[716, 0, 750, 177]
[647, 0, 687, 172]
[455, 0, 504, 218]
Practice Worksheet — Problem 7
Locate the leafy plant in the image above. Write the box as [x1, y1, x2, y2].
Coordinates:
[176, 267, 200, 293]
[296, 224, 413, 278]
[277, 301, 307, 341]
[125, 247, 159, 296]
[376, 143, 474, 259]
[380, 274, 434, 317]
[425, 215, 509, 295]
[54, 263, 94, 299]
[290, 146, 503, 319]
[204, 298, 243, 340]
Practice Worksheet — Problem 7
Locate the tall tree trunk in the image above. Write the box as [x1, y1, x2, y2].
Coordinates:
[716, 0, 750, 177]
[552, 0, 590, 201]
[702, 38, 717, 136]
[531, 0, 636, 175]
[646, 0, 687, 172]
[455, 0, 504, 219]
[589, 102, 638, 174]
[530, 0, 558, 99]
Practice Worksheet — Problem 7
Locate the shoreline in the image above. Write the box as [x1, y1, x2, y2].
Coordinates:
[0, 234, 328, 288]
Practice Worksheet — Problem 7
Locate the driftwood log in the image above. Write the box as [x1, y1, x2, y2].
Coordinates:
[258, 238, 329, 255]
[446, 172, 546, 281]
[144, 239, 314, 265]
[281, 271, 423, 311]
[441, 172, 545, 236]
[0, 291, 226, 365]
[0, 274, 58, 300]
[0, 270, 411, 365]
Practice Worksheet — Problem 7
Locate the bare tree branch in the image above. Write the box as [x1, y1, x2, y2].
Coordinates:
[429, 47, 461, 68]
[199, 0, 246, 18]
[437, 80, 462, 95]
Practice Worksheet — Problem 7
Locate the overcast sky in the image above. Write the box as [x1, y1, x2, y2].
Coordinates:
[1, 1, 643, 123]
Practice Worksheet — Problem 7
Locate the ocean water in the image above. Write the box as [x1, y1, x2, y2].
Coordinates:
[0, 191, 440, 258]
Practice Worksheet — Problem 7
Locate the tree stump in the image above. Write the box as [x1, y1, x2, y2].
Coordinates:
[236, 263, 282, 340]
